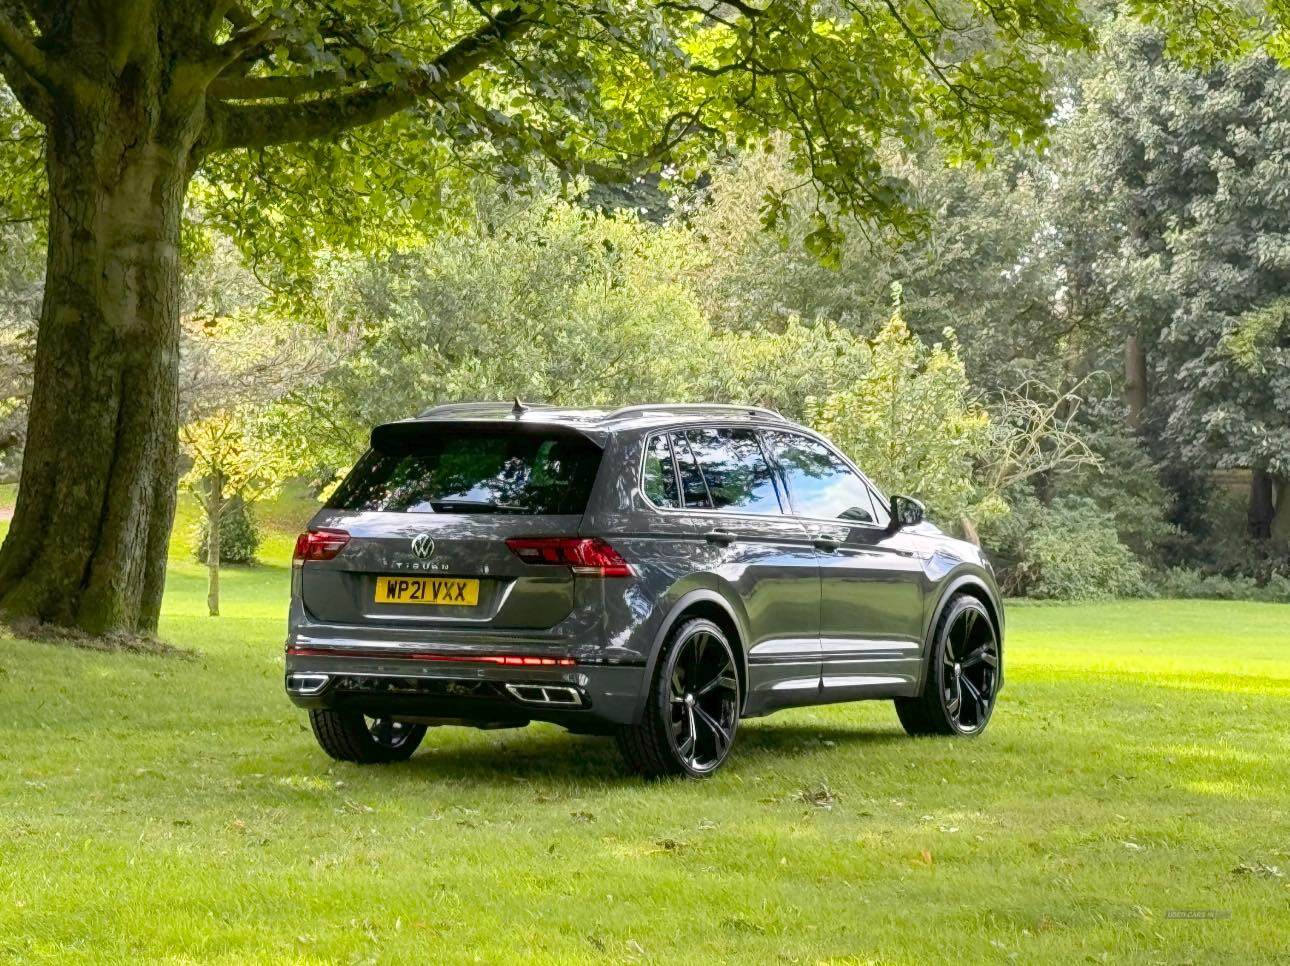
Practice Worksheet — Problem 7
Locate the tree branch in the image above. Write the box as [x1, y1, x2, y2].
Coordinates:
[207, 5, 533, 152]
[208, 71, 354, 100]
[0, 7, 52, 90]
[456, 91, 709, 183]
[217, 16, 282, 65]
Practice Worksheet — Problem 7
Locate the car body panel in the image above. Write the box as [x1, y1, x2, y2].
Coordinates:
[285, 403, 1004, 733]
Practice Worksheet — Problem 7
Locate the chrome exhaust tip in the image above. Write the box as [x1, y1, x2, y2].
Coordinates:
[504, 683, 584, 707]
[287, 672, 330, 695]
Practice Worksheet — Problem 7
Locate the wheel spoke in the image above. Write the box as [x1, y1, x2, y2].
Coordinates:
[687, 633, 705, 686]
[373, 718, 393, 745]
[962, 644, 998, 668]
[684, 706, 699, 761]
[693, 704, 731, 754]
[696, 666, 736, 697]
[945, 679, 961, 718]
[961, 676, 984, 723]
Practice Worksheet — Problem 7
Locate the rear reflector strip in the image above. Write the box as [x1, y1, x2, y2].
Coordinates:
[287, 647, 575, 667]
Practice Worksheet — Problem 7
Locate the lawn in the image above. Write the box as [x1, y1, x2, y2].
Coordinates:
[0, 495, 1287, 963]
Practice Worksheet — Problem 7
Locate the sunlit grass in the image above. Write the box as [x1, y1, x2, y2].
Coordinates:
[0, 491, 1287, 962]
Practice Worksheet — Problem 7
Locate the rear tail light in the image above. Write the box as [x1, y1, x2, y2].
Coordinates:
[505, 537, 633, 577]
[293, 528, 350, 563]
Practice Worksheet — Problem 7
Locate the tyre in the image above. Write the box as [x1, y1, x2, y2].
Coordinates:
[617, 618, 741, 778]
[895, 594, 1000, 737]
[308, 708, 427, 763]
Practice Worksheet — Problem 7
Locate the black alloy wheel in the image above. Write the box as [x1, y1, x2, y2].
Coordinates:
[895, 595, 1000, 737]
[938, 601, 999, 733]
[617, 618, 741, 777]
[308, 708, 427, 763]
[365, 715, 421, 751]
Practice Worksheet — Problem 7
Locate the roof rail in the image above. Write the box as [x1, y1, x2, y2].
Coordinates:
[416, 401, 555, 417]
[605, 403, 785, 421]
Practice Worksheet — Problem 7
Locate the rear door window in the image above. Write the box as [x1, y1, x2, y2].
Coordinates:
[328, 426, 602, 515]
[684, 428, 783, 515]
[672, 433, 714, 509]
[761, 431, 877, 524]
[641, 434, 681, 508]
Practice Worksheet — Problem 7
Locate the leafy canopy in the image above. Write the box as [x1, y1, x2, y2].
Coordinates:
[0, 0, 1098, 274]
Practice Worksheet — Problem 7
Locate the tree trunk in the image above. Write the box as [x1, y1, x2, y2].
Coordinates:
[1124, 335, 1148, 431]
[0, 89, 198, 636]
[1274, 477, 1290, 544]
[1249, 468, 1275, 541]
[206, 475, 222, 618]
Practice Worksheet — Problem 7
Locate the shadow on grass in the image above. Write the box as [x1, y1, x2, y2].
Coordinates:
[392, 720, 909, 786]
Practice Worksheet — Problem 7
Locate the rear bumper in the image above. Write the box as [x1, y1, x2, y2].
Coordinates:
[284, 646, 647, 731]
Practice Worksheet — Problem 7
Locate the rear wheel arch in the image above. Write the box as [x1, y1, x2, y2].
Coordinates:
[644, 590, 749, 715]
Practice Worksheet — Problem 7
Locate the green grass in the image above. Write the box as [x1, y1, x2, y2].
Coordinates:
[0, 498, 1287, 962]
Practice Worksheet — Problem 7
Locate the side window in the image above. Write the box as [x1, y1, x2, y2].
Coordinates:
[641, 434, 680, 508]
[685, 428, 783, 515]
[671, 433, 713, 509]
[762, 431, 877, 524]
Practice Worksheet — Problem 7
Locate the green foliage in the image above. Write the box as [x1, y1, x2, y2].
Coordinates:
[808, 306, 989, 524]
[1150, 567, 1290, 602]
[682, 142, 1079, 392]
[283, 194, 712, 472]
[1078, 34, 1290, 481]
[987, 493, 1148, 600]
[48, 0, 1098, 283]
[191, 499, 260, 566]
[1059, 398, 1178, 563]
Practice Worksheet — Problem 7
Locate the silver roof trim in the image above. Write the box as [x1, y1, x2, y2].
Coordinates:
[603, 403, 785, 422]
[414, 401, 786, 424]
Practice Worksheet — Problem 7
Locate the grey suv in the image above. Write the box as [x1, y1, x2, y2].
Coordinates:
[286, 402, 1003, 777]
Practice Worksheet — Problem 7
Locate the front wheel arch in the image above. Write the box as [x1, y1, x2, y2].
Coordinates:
[920, 574, 1003, 693]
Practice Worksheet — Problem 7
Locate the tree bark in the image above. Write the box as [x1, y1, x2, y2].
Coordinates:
[1248, 468, 1276, 541]
[1271, 476, 1290, 544]
[205, 474, 222, 618]
[0, 86, 198, 635]
[1124, 335, 1148, 431]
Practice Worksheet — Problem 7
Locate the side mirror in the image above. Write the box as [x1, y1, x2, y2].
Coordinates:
[890, 494, 925, 530]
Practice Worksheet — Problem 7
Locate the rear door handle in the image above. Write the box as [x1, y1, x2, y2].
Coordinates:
[705, 529, 737, 545]
[812, 532, 844, 551]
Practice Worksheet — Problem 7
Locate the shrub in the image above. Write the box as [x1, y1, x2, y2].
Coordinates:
[192, 498, 260, 565]
[1149, 568, 1290, 603]
[990, 495, 1147, 600]
[808, 309, 989, 525]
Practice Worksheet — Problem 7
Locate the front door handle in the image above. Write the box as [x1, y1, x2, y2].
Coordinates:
[705, 529, 737, 545]
[812, 532, 844, 551]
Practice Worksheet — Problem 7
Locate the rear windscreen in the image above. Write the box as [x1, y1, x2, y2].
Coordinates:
[328, 426, 602, 515]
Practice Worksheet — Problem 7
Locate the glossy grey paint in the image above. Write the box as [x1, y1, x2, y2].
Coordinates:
[284, 404, 1003, 731]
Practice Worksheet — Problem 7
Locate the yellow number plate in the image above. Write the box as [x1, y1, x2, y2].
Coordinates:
[375, 576, 480, 606]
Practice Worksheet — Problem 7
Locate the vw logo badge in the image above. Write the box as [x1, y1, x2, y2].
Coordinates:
[411, 533, 435, 559]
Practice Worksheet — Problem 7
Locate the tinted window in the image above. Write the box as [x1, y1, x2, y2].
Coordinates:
[329, 427, 601, 515]
[672, 433, 713, 509]
[685, 428, 782, 515]
[763, 431, 876, 523]
[642, 434, 680, 508]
